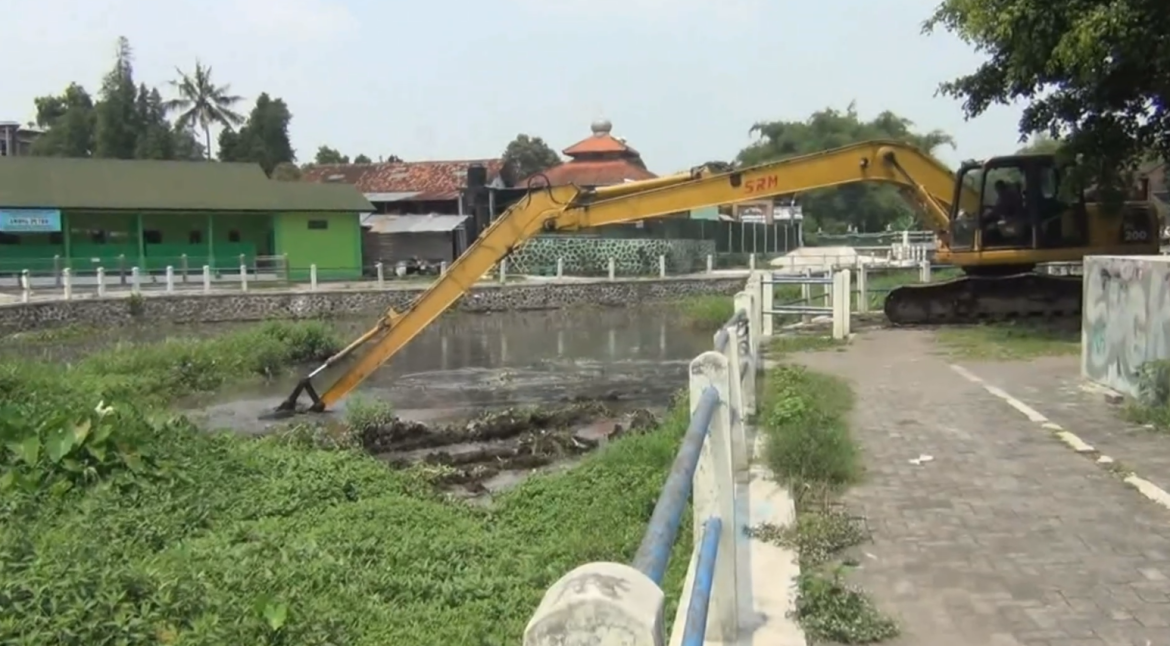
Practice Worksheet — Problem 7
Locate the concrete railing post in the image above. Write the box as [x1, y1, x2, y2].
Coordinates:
[239, 265, 248, 292]
[165, 266, 174, 293]
[761, 270, 774, 336]
[96, 267, 106, 297]
[857, 264, 869, 314]
[832, 269, 852, 340]
[706, 253, 714, 273]
[180, 254, 189, 283]
[523, 562, 664, 646]
[201, 265, 211, 294]
[499, 258, 508, 283]
[800, 268, 812, 323]
[555, 257, 564, 278]
[62, 268, 72, 300]
[749, 252, 756, 271]
[919, 259, 931, 283]
[608, 257, 616, 281]
[19, 270, 30, 303]
[310, 264, 318, 290]
[746, 272, 762, 357]
[726, 296, 750, 471]
[130, 267, 141, 294]
[376, 262, 384, 288]
[440, 261, 448, 275]
[688, 351, 739, 641]
[736, 290, 758, 417]
[658, 254, 666, 278]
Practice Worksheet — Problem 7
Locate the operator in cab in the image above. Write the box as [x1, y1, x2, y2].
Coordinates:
[983, 180, 1027, 246]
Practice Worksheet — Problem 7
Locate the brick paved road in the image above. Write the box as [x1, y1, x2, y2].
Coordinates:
[794, 329, 1170, 646]
[976, 355, 1170, 497]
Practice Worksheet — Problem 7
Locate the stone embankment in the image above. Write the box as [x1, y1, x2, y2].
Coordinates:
[0, 275, 745, 334]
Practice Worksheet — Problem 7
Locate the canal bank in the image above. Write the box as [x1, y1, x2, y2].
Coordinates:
[0, 274, 745, 334]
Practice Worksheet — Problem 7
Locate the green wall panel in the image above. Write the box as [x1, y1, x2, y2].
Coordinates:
[274, 212, 362, 281]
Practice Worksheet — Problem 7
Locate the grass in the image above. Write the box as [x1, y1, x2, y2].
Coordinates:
[1122, 360, 1170, 429]
[755, 361, 899, 643]
[934, 321, 1080, 360]
[0, 321, 694, 645]
[768, 334, 848, 357]
[673, 295, 736, 331]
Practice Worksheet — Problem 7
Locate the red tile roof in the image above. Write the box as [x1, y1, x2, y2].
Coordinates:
[301, 158, 504, 200]
[527, 159, 658, 187]
[563, 133, 637, 156]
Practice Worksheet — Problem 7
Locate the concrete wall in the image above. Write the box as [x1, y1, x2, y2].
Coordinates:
[1083, 255, 1170, 397]
[0, 276, 745, 335]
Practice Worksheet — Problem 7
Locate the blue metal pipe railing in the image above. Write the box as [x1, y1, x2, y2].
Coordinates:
[631, 385, 719, 584]
[680, 517, 724, 646]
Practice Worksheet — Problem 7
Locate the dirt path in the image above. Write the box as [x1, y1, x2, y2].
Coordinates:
[794, 329, 1170, 646]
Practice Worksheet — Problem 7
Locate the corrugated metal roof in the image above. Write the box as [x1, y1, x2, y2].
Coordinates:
[0, 156, 373, 212]
[365, 191, 422, 202]
[363, 213, 468, 234]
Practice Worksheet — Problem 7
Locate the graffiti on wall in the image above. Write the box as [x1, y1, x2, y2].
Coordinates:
[1082, 256, 1170, 397]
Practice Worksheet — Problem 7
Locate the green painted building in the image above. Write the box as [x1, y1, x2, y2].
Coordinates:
[0, 156, 373, 281]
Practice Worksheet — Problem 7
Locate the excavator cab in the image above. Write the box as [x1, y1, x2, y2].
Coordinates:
[949, 154, 1088, 260]
[947, 154, 1159, 273]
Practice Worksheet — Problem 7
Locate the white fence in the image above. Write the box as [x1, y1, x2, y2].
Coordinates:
[524, 273, 763, 646]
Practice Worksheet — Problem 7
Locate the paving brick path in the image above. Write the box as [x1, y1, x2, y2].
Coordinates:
[794, 330, 1170, 646]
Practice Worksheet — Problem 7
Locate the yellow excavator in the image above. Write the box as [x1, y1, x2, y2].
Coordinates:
[273, 139, 1160, 414]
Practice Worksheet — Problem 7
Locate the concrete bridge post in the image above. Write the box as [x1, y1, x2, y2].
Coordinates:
[62, 268, 72, 301]
[201, 266, 211, 294]
[608, 258, 616, 281]
[96, 268, 106, 297]
[857, 264, 869, 313]
[658, 254, 666, 278]
[130, 267, 141, 294]
[165, 266, 174, 294]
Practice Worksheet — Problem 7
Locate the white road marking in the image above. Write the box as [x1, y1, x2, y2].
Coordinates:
[949, 364, 1170, 513]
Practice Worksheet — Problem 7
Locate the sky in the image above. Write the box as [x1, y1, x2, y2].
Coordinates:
[2, 0, 1029, 172]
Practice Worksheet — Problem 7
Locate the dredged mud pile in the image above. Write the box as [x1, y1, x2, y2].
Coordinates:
[357, 401, 658, 492]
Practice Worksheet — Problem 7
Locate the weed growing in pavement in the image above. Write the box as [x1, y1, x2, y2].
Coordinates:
[0, 322, 695, 644]
[756, 362, 899, 643]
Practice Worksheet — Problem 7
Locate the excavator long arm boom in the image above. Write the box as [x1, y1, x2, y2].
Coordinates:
[275, 140, 970, 414]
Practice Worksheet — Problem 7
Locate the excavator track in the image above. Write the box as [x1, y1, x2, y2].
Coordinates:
[883, 273, 1083, 326]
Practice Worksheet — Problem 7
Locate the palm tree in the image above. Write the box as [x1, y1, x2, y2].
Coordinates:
[164, 62, 245, 159]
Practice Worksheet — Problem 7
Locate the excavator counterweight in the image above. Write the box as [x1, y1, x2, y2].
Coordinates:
[270, 140, 1160, 415]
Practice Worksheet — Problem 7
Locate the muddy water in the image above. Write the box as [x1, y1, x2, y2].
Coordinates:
[192, 306, 713, 434]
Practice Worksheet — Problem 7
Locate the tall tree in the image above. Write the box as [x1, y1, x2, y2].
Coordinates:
[217, 93, 295, 175]
[924, 0, 1170, 193]
[737, 104, 955, 233]
[501, 134, 561, 183]
[30, 83, 95, 157]
[353, 153, 371, 164]
[271, 162, 302, 181]
[1017, 133, 1063, 155]
[314, 145, 348, 164]
[165, 61, 245, 159]
[93, 36, 140, 159]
